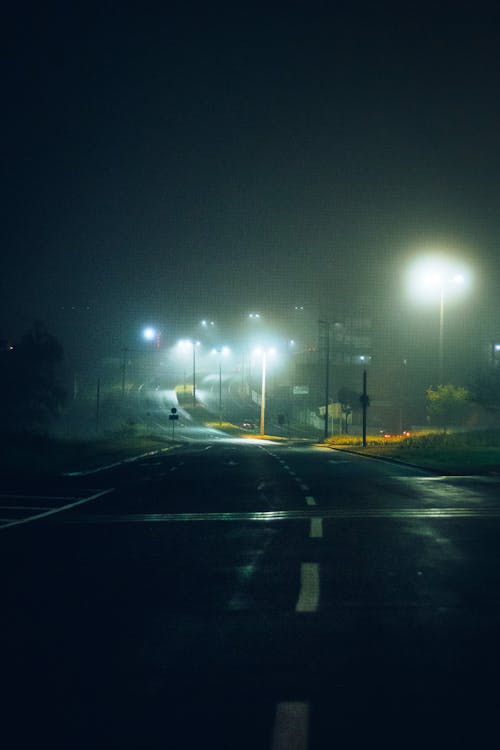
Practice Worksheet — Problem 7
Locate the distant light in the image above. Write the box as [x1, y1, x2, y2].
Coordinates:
[178, 339, 200, 351]
[495, 344, 500, 351]
[289, 340, 296, 346]
[248, 313, 260, 319]
[143, 327, 156, 341]
[407, 255, 471, 303]
[424, 273, 441, 287]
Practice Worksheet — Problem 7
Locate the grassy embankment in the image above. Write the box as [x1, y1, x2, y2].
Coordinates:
[0, 432, 179, 477]
[325, 429, 500, 474]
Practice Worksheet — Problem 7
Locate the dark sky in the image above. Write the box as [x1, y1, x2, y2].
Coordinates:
[3, 2, 500, 359]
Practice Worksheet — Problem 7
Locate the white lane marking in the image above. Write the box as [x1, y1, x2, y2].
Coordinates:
[0, 506, 54, 510]
[295, 563, 320, 613]
[0, 488, 115, 530]
[300, 484, 310, 492]
[309, 518, 323, 538]
[271, 701, 309, 750]
[305, 496, 316, 506]
[0, 494, 82, 501]
[289, 471, 297, 476]
[63, 446, 179, 476]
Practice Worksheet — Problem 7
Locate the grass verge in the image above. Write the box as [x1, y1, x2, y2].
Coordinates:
[0, 433, 180, 478]
[325, 430, 500, 474]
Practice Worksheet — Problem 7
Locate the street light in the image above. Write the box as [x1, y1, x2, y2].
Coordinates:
[421, 264, 468, 383]
[211, 346, 230, 425]
[178, 339, 200, 408]
[253, 347, 276, 436]
[407, 256, 470, 384]
[142, 327, 161, 348]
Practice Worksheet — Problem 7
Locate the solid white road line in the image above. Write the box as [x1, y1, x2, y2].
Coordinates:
[271, 702, 309, 750]
[309, 518, 323, 538]
[0, 505, 54, 510]
[0, 494, 82, 501]
[305, 496, 316, 506]
[295, 563, 320, 613]
[0, 488, 115, 530]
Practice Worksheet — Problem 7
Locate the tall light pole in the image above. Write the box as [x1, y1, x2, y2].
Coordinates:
[178, 339, 200, 408]
[408, 257, 469, 385]
[319, 320, 331, 439]
[260, 350, 267, 436]
[254, 347, 276, 436]
[211, 346, 230, 425]
[424, 270, 466, 384]
[192, 341, 197, 408]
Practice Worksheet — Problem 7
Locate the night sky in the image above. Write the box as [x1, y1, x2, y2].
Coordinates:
[3, 2, 500, 363]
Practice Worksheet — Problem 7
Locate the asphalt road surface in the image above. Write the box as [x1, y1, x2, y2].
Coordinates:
[2, 439, 500, 749]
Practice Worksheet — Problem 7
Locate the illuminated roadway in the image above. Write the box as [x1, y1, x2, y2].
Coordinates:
[2, 439, 500, 748]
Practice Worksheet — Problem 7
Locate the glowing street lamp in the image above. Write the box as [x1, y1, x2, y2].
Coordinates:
[253, 347, 276, 436]
[408, 257, 469, 383]
[142, 327, 161, 348]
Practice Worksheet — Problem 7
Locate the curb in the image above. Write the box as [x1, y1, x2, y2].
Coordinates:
[62, 444, 183, 477]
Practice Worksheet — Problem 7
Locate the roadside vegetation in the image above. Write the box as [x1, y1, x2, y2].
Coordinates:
[326, 429, 500, 474]
[0, 432, 179, 478]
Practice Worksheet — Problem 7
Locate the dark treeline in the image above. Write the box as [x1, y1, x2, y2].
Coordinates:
[0, 322, 66, 433]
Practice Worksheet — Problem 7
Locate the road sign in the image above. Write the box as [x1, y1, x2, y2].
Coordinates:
[169, 407, 179, 438]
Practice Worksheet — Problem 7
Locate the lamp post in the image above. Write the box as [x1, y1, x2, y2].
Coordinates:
[260, 350, 267, 436]
[408, 257, 469, 385]
[178, 339, 200, 408]
[319, 320, 331, 439]
[423, 269, 466, 384]
[254, 347, 276, 436]
[211, 346, 230, 425]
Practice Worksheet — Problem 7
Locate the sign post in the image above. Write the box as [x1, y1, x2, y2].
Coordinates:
[169, 407, 179, 438]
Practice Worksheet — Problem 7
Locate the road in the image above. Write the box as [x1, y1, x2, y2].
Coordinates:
[2, 439, 500, 748]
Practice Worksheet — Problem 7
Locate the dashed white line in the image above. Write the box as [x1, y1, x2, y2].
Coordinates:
[295, 562, 320, 613]
[309, 518, 323, 538]
[271, 702, 309, 750]
[300, 484, 310, 492]
[305, 496, 316, 506]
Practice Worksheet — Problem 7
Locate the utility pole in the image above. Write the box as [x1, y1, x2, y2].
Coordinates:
[360, 369, 370, 447]
[319, 320, 331, 439]
[259, 350, 267, 436]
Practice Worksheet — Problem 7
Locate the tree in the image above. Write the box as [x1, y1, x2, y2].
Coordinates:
[0, 322, 67, 431]
[338, 387, 360, 434]
[426, 384, 470, 430]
